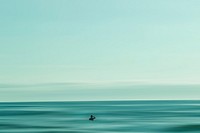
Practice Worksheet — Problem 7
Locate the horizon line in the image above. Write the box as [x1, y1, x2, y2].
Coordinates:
[1, 99, 200, 103]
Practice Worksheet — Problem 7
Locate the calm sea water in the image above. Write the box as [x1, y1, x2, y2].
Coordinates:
[0, 100, 200, 133]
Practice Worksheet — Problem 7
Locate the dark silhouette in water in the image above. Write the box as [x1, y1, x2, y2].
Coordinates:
[89, 115, 96, 121]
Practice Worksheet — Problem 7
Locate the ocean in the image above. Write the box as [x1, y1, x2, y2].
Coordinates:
[0, 100, 200, 133]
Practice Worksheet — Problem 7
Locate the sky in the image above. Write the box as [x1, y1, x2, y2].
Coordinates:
[0, 0, 200, 101]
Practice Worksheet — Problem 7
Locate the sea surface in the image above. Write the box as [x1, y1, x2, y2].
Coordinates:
[0, 100, 200, 133]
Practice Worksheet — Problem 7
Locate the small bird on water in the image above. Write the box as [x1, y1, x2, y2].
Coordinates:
[89, 115, 96, 121]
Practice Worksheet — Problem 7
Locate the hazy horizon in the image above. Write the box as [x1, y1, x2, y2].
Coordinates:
[1, 83, 200, 102]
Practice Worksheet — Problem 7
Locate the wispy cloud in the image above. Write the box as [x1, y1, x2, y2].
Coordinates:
[0, 82, 92, 89]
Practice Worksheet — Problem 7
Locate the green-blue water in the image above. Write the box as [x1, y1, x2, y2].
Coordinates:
[0, 100, 200, 133]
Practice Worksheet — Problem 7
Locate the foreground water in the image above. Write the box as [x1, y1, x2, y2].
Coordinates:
[0, 100, 200, 133]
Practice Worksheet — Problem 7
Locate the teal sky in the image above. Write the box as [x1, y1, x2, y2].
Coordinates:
[0, 0, 200, 101]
